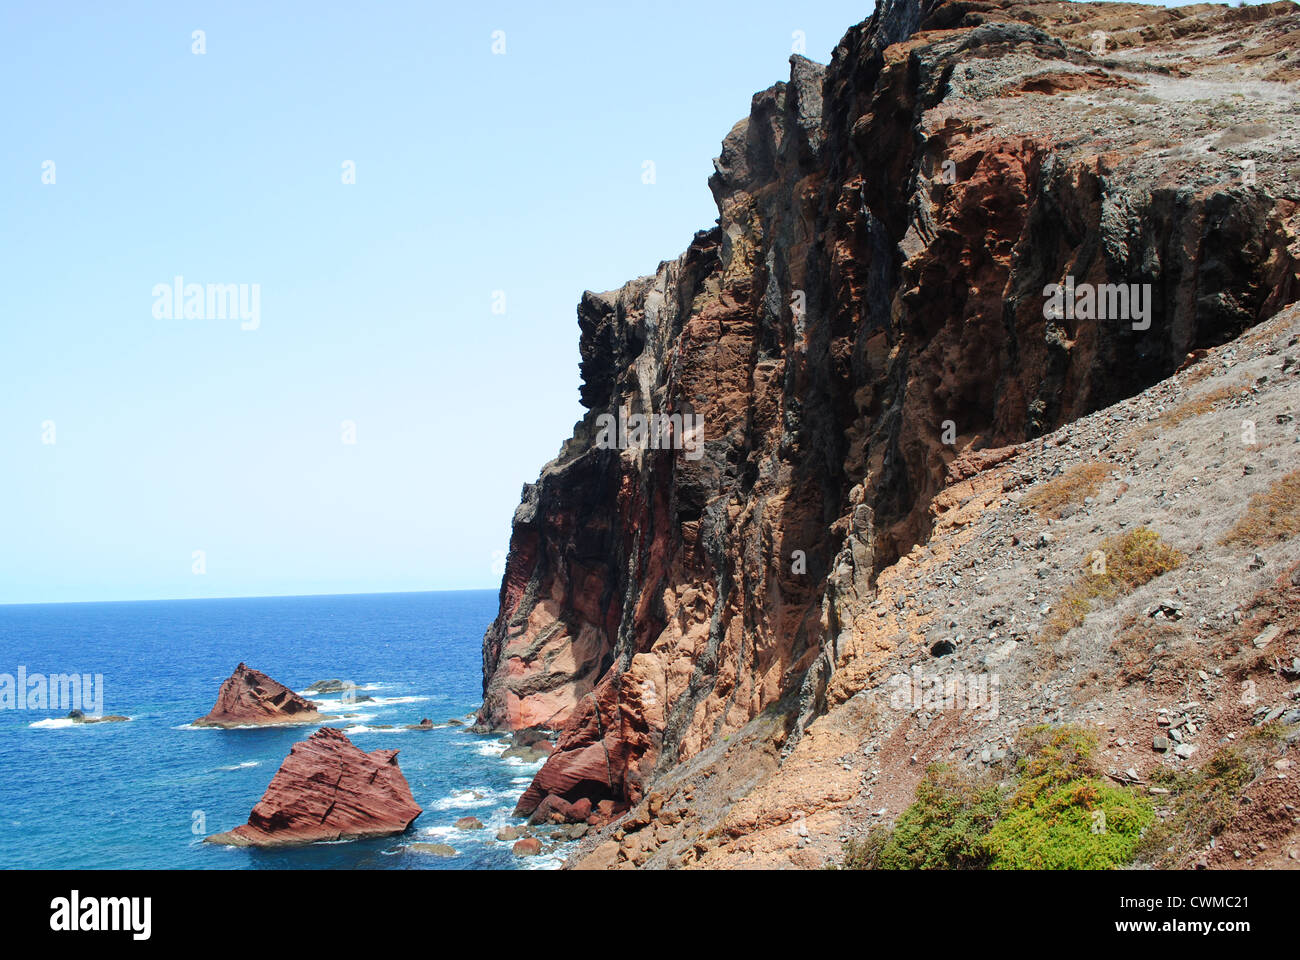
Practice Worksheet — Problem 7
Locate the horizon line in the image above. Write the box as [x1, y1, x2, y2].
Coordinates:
[0, 586, 502, 608]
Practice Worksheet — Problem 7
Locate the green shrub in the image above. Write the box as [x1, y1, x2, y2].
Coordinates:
[837, 725, 1154, 870]
[985, 778, 1153, 869]
[870, 765, 1003, 869]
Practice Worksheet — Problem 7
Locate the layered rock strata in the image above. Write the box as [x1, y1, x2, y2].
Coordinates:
[194, 662, 329, 728]
[479, 0, 1300, 825]
[205, 726, 422, 847]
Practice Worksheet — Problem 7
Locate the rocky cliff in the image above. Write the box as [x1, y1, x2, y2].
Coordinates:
[479, 0, 1300, 836]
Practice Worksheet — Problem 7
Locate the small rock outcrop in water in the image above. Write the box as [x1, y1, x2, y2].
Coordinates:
[205, 726, 422, 847]
[66, 710, 129, 724]
[304, 678, 346, 693]
[193, 663, 328, 728]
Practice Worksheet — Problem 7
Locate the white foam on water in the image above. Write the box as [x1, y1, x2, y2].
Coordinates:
[412, 824, 461, 842]
[465, 739, 509, 758]
[324, 712, 378, 724]
[502, 755, 546, 772]
[430, 787, 518, 811]
[341, 724, 411, 735]
[217, 761, 261, 771]
[518, 850, 569, 871]
[176, 719, 321, 731]
[28, 718, 77, 729]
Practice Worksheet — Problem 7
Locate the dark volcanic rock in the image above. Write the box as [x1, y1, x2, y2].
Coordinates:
[479, 0, 1300, 819]
[205, 726, 422, 847]
[193, 663, 328, 728]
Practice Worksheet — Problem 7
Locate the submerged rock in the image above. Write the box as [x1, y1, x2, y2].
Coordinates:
[408, 843, 457, 857]
[205, 726, 422, 847]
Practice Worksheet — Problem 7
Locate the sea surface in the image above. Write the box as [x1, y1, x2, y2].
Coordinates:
[0, 590, 562, 870]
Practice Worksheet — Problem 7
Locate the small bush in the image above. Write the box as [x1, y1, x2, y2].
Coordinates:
[985, 778, 1153, 869]
[1043, 528, 1184, 645]
[1023, 461, 1112, 519]
[868, 765, 1003, 869]
[1220, 469, 1300, 548]
[1137, 747, 1258, 867]
[986, 725, 1151, 869]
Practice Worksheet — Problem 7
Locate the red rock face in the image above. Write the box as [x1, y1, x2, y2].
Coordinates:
[482, 0, 1300, 818]
[193, 662, 327, 728]
[205, 726, 422, 847]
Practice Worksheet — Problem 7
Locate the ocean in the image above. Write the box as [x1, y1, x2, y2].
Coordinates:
[0, 590, 562, 870]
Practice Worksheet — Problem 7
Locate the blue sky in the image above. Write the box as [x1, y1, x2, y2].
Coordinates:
[0, 0, 1217, 603]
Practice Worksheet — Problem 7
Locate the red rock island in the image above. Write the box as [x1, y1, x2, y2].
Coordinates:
[206, 726, 423, 847]
[193, 662, 328, 728]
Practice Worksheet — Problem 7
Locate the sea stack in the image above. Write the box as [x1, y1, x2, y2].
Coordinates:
[193, 662, 329, 728]
[206, 726, 422, 847]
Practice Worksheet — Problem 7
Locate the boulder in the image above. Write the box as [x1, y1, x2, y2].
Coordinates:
[205, 726, 421, 847]
[512, 837, 543, 857]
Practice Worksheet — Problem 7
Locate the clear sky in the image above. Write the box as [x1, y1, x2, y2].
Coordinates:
[0, 0, 1220, 603]
[0, 0, 878, 603]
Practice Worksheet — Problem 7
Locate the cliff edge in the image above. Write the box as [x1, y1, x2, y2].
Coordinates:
[478, 0, 1300, 848]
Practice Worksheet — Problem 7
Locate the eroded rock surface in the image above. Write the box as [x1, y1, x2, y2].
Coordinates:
[194, 662, 328, 728]
[480, 0, 1300, 833]
[206, 726, 422, 847]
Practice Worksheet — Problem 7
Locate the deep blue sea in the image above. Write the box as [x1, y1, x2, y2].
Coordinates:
[0, 590, 561, 870]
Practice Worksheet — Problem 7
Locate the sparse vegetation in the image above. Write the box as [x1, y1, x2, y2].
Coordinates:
[1133, 384, 1241, 439]
[1136, 745, 1263, 867]
[1220, 468, 1300, 548]
[839, 726, 1153, 870]
[1023, 461, 1112, 518]
[1043, 527, 1185, 646]
[1109, 618, 1204, 684]
[1215, 122, 1274, 148]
